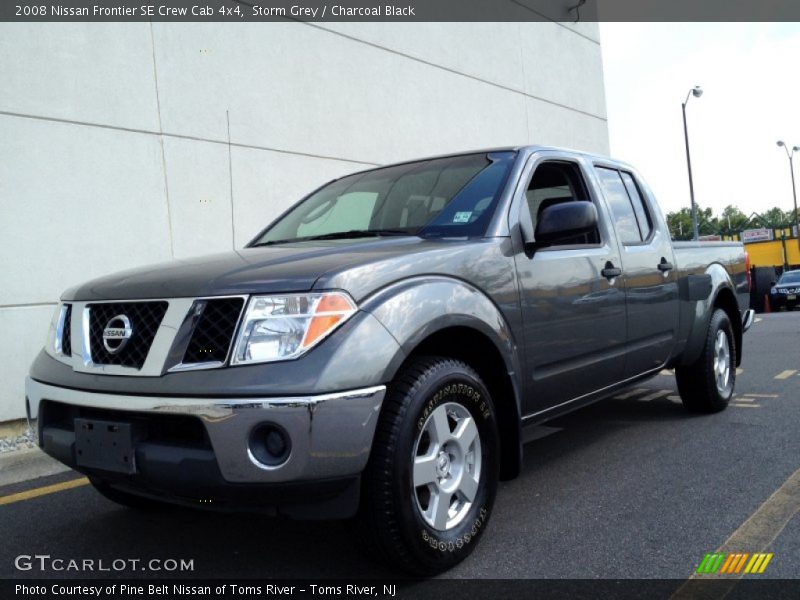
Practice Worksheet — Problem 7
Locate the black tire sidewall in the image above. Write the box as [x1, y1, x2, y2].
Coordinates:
[391, 361, 499, 570]
[705, 310, 736, 407]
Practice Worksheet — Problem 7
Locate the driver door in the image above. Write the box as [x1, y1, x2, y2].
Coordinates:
[513, 156, 627, 415]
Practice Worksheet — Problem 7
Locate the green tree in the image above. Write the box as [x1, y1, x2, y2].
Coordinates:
[719, 205, 748, 233]
[698, 206, 717, 236]
[761, 207, 791, 228]
[660, 204, 793, 239]
[666, 207, 694, 240]
[665, 205, 717, 239]
[787, 207, 800, 235]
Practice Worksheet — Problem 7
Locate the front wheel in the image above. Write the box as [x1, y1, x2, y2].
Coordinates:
[357, 357, 499, 575]
[676, 308, 736, 413]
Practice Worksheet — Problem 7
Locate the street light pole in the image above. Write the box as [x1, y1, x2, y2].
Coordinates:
[682, 86, 703, 241]
[777, 141, 800, 253]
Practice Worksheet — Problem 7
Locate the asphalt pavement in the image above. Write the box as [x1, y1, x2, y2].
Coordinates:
[1, 311, 799, 581]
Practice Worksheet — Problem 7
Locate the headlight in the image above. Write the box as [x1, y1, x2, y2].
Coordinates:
[231, 292, 357, 365]
[45, 302, 70, 358]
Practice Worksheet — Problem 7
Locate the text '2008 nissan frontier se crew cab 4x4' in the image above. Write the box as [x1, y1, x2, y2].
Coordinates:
[27, 146, 754, 574]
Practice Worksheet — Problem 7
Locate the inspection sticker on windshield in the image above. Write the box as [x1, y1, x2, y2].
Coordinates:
[453, 211, 472, 223]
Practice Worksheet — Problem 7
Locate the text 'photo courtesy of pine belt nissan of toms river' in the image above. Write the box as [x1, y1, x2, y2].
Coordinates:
[27, 146, 754, 574]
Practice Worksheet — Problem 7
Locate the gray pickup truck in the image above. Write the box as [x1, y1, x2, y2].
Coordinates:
[27, 146, 753, 574]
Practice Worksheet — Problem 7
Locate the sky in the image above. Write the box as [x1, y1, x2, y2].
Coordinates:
[599, 23, 800, 222]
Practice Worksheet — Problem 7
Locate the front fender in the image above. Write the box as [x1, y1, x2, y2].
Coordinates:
[360, 276, 523, 413]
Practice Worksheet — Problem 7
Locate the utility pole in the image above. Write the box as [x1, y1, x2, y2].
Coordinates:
[682, 86, 703, 240]
[777, 141, 800, 253]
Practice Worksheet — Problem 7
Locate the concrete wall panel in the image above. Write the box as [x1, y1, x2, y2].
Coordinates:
[162, 137, 235, 259]
[526, 99, 610, 155]
[151, 23, 535, 164]
[0, 23, 159, 131]
[519, 23, 607, 119]
[0, 306, 52, 422]
[317, 23, 527, 93]
[0, 116, 172, 306]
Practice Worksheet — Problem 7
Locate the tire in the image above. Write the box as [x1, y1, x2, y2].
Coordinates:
[357, 357, 499, 575]
[675, 309, 736, 413]
[90, 477, 169, 510]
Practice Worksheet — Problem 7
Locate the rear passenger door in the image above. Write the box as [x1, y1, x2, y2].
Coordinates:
[594, 166, 679, 377]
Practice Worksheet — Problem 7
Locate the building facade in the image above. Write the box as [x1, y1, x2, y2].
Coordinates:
[0, 22, 608, 422]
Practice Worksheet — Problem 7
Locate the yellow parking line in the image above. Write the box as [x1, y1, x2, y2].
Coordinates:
[0, 477, 89, 506]
[745, 394, 779, 398]
[775, 370, 797, 380]
[732, 403, 761, 408]
[671, 465, 800, 597]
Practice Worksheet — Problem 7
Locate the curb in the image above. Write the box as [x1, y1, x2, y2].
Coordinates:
[0, 418, 30, 440]
[0, 446, 71, 488]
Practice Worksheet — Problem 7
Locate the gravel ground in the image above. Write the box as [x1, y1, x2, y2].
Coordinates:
[0, 426, 37, 454]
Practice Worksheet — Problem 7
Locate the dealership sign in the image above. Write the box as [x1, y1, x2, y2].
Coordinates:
[742, 228, 773, 243]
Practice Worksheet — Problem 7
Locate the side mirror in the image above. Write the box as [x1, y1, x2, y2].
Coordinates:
[530, 201, 598, 247]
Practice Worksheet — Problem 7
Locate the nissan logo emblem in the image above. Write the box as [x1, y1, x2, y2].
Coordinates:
[102, 314, 133, 354]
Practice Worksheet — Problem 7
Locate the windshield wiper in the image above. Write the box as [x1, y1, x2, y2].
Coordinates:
[251, 229, 413, 247]
[303, 229, 413, 241]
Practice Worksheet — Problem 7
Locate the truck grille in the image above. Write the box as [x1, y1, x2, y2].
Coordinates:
[88, 302, 169, 369]
[182, 298, 244, 364]
[61, 304, 72, 357]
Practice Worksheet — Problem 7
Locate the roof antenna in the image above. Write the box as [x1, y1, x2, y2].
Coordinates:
[568, 0, 586, 22]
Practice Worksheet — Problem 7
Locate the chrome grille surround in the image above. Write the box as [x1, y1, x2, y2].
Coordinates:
[46, 296, 248, 376]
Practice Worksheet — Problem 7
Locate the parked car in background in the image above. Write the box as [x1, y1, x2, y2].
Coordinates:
[770, 269, 800, 310]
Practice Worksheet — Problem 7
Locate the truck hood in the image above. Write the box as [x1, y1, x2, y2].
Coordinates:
[63, 237, 473, 301]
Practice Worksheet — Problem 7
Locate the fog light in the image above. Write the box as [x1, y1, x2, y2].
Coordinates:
[248, 423, 291, 468]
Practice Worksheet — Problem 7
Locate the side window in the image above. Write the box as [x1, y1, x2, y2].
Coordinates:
[619, 171, 652, 240]
[595, 167, 646, 244]
[526, 161, 599, 245]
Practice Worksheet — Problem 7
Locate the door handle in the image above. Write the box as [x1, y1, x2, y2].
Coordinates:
[602, 261, 622, 280]
[658, 258, 674, 272]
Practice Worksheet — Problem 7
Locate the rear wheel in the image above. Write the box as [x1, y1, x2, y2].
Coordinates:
[676, 309, 736, 413]
[357, 357, 499, 575]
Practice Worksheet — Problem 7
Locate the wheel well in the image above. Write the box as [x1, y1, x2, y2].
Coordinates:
[399, 326, 521, 481]
[714, 288, 742, 366]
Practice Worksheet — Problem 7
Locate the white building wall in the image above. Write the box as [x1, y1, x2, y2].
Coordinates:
[0, 22, 608, 422]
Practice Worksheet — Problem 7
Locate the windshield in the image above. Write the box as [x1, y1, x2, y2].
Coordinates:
[250, 151, 517, 246]
[778, 271, 800, 285]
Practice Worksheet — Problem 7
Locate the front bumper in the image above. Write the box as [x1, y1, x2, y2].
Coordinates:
[26, 378, 385, 515]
